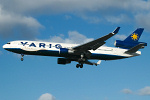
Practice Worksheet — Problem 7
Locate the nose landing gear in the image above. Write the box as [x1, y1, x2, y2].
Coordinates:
[21, 54, 24, 61]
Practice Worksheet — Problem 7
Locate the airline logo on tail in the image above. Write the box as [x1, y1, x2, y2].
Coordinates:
[131, 33, 139, 41]
[114, 28, 147, 49]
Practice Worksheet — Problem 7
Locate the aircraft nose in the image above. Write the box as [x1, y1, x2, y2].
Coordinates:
[3, 44, 7, 49]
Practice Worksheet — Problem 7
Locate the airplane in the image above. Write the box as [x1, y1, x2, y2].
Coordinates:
[3, 27, 147, 68]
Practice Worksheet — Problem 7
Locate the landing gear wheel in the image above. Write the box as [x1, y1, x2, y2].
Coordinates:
[21, 54, 24, 61]
[76, 64, 80, 68]
[76, 64, 83, 68]
[21, 58, 24, 61]
[80, 64, 83, 68]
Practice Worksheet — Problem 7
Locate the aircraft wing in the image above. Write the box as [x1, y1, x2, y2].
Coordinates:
[73, 27, 120, 51]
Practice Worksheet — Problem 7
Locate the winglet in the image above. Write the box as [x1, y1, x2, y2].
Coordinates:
[112, 27, 120, 34]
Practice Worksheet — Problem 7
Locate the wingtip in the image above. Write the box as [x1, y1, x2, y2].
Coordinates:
[113, 27, 120, 34]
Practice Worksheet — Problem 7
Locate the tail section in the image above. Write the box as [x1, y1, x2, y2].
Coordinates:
[125, 43, 145, 54]
[114, 28, 147, 49]
[124, 28, 144, 43]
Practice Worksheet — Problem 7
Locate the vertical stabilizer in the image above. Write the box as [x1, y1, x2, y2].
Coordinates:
[124, 28, 144, 43]
[114, 28, 147, 49]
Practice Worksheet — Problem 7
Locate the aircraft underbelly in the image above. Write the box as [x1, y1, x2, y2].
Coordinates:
[90, 53, 127, 60]
[6, 48, 127, 60]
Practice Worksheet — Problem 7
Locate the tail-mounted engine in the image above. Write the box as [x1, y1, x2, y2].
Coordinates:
[114, 40, 147, 49]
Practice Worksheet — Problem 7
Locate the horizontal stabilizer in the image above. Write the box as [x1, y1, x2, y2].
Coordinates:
[125, 43, 145, 54]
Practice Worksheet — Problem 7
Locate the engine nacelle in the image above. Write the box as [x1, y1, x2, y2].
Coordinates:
[114, 40, 147, 49]
[60, 48, 74, 54]
[57, 58, 71, 65]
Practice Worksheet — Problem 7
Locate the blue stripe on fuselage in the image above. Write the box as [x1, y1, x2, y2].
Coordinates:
[4, 48, 127, 60]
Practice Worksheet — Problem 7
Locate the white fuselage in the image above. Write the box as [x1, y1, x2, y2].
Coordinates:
[3, 40, 141, 60]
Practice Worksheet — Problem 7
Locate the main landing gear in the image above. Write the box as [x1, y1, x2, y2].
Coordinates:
[76, 63, 83, 68]
[76, 53, 85, 68]
[21, 54, 24, 61]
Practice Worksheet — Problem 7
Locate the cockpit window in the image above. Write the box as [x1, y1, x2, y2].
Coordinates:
[7, 42, 11, 44]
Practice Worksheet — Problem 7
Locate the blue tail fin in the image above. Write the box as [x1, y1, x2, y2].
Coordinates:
[124, 28, 144, 43]
[114, 28, 147, 49]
